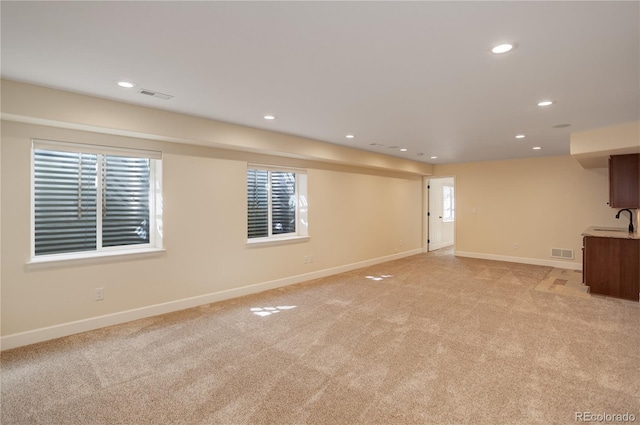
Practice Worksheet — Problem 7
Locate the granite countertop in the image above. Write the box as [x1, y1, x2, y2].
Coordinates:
[582, 226, 640, 240]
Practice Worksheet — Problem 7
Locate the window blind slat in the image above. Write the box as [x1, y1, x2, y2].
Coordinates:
[247, 169, 269, 238]
[102, 156, 150, 247]
[271, 172, 296, 235]
[34, 149, 97, 255]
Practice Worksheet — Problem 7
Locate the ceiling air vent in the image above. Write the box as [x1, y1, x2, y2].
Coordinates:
[551, 248, 574, 260]
[138, 89, 173, 100]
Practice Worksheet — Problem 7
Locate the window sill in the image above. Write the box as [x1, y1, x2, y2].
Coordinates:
[26, 248, 166, 270]
[246, 235, 310, 248]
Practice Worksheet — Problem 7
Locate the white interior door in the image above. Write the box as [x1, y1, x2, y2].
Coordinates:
[428, 177, 455, 251]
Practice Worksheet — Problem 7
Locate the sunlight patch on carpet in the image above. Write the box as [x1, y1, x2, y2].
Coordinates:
[365, 274, 393, 282]
[250, 306, 297, 316]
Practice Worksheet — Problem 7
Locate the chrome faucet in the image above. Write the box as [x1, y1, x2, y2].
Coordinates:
[615, 209, 635, 233]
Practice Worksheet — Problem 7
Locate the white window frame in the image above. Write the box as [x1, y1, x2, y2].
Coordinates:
[246, 164, 309, 246]
[28, 139, 164, 268]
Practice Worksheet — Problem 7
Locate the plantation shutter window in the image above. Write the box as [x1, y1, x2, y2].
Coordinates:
[32, 140, 162, 258]
[247, 165, 307, 242]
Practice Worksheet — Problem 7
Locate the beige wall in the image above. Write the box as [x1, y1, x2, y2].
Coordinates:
[570, 121, 640, 168]
[435, 156, 621, 266]
[1, 120, 423, 339]
[1, 79, 433, 176]
[1, 80, 630, 347]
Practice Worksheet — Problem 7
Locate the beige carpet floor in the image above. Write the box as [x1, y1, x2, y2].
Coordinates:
[2, 250, 639, 425]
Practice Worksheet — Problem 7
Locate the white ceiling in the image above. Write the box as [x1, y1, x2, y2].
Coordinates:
[1, 1, 638, 164]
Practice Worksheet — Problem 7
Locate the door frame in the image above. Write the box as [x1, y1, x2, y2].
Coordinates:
[423, 175, 456, 253]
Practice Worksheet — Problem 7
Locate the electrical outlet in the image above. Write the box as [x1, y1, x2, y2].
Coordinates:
[94, 287, 104, 301]
[309, 255, 314, 263]
[513, 243, 519, 250]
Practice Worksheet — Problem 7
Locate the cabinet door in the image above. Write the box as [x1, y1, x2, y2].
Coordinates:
[609, 154, 640, 208]
[582, 237, 586, 284]
[584, 236, 639, 301]
[585, 236, 611, 296]
[620, 239, 640, 301]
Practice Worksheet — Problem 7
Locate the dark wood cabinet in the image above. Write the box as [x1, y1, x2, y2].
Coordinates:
[609, 153, 640, 208]
[583, 236, 639, 301]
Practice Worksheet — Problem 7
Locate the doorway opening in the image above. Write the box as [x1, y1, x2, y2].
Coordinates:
[426, 177, 455, 252]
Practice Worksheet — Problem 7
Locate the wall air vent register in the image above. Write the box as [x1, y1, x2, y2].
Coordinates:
[138, 89, 173, 100]
[551, 248, 574, 260]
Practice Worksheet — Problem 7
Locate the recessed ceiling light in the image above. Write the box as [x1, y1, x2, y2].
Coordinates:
[346, 134, 355, 139]
[515, 134, 526, 139]
[116, 81, 136, 88]
[430, 156, 438, 159]
[537, 100, 554, 107]
[400, 148, 408, 152]
[533, 146, 542, 150]
[491, 43, 515, 54]
[263, 115, 276, 120]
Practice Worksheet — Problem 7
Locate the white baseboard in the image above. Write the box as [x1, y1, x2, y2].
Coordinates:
[1, 248, 422, 351]
[455, 250, 582, 270]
